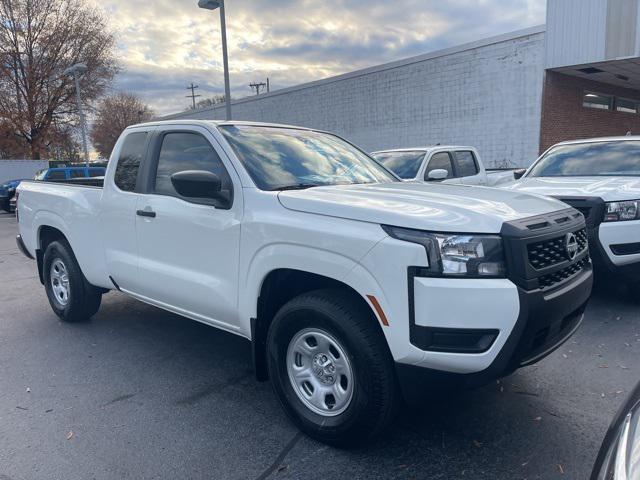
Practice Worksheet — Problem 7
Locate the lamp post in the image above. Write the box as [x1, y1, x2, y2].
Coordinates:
[64, 63, 90, 166]
[198, 0, 232, 120]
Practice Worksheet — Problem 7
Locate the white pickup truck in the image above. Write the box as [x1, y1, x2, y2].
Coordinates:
[370, 146, 517, 186]
[505, 137, 640, 284]
[16, 120, 592, 446]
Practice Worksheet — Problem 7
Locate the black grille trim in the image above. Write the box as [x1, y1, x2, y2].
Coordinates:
[501, 208, 591, 291]
[539, 257, 591, 289]
[527, 228, 588, 270]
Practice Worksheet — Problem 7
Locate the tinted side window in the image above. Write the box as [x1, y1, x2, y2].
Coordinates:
[425, 152, 454, 179]
[70, 168, 86, 178]
[47, 170, 66, 181]
[115, 132, 148, 192]
[154, 132, 232, 200]
[453, 151, 479, 177]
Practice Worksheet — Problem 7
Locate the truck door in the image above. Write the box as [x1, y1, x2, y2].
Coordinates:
[134, 126, 242, 331]
[453, 150, 484, 185]
[101, 129, 152, 292]
[423, 152, 461, 184]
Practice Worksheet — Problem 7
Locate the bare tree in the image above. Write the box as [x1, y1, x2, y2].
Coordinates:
[90, 92, 154, 158]
[0, 0, 119, 159]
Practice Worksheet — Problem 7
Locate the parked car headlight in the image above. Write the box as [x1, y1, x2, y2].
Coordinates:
[382, 226, 506, 277]
[604, 200, 640, 222]
[592, 397, 640, 480]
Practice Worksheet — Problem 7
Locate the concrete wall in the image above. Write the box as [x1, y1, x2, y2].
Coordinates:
[165, 27, 546, 168]
[0, 160, 49, 184]
[540, 71, 640, 152]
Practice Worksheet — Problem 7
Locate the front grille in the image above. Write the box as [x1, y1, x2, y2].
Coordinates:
[539, 257, 590, 289]
[527, 228, 588, 270]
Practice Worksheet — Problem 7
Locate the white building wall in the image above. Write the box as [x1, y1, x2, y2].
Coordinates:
[165, 27, 546, 167]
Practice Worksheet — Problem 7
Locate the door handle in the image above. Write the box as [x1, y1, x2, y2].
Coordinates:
[136, 209, 156, 218]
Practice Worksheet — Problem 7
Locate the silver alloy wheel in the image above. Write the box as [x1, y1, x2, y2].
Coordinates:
[286, 328, 354, 416]
[50, 258, 70, 306]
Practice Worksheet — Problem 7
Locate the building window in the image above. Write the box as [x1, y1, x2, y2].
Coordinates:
[583, 92, 613, 110]
[616, 98, 639, 114]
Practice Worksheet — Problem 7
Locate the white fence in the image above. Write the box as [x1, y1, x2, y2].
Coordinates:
[0, 160, 49, 184]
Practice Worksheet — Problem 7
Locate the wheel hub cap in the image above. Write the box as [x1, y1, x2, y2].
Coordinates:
[286, 328, 354, 417]
[312, 353, 337, 385]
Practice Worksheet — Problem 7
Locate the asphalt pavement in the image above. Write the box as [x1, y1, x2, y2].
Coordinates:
[1, 211, 639, 480]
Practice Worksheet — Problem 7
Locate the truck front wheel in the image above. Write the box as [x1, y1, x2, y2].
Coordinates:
[43, 240, 102, 322]
[266, 289, 398, 447]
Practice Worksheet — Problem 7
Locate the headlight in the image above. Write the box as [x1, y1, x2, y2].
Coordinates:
[382, 225, 506, 277]
[604, 200, 640, 222]
[593, 398, 640, 480]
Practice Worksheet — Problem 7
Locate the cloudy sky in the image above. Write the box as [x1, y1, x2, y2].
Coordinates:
[91, 0, 546, 116]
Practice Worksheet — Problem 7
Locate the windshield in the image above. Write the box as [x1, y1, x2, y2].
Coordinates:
[34, 170, 47, 180]
[371, 151, 425, 179]
[529, 141, 640, 177]
[219, 125, 397, 190]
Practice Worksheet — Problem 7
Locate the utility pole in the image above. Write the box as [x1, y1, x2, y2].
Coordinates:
[186, 82, 201, 109]
[249, 81, 267, 95]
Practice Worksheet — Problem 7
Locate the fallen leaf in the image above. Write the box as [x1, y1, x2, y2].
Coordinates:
[66, 431, 74, 440]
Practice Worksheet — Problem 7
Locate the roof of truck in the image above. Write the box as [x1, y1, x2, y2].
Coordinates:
[552, 136, 640, 146]
[127, 119, 316, 131]
[371, 146, 476, 154]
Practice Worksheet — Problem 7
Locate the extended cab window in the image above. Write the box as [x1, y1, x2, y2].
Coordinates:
[153, 132, 233, 200]
[70, 169, 86, 179]
[425, 152, 454, 180]
[453, 151, 479, 177]
[115, 132, 148, 192]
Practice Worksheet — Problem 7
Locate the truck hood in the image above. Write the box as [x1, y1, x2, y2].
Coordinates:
[504, 176, 640, 201]
[278, 182, 568, 233]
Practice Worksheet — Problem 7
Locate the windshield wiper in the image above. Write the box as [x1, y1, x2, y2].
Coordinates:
[269, 183, 321, 191]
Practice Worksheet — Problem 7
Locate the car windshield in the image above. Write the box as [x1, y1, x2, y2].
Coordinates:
[218, 125, 397, 190]
[528, 141, 640, 177]
[34, 170, 47, 181]
[371, 151, 425, 179]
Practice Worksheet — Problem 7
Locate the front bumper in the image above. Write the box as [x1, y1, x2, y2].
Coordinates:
[396, 265, 592, 403]
[395, 209, 593, 403]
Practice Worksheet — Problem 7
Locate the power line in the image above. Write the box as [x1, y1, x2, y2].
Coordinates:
[249, 81, 266, 95]
[186, 82, 201, 109]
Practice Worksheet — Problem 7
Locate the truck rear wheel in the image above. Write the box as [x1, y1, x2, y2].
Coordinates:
[43, 240, 102, 322]
[266, 289, 398, 447]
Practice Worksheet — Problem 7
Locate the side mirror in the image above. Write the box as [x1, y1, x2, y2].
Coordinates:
[513, 168, 527, 180]
[427, 169, 449, 181]
[170, 170, 228, 206]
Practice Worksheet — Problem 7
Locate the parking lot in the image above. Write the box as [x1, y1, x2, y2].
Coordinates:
[0, 211, 638, 480]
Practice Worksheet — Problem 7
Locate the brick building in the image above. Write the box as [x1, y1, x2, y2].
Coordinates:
[165, 0, 640, 167]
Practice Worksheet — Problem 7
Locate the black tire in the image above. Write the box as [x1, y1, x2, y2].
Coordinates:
[43, 240, 102, 322]
[267, 289, 399, 447]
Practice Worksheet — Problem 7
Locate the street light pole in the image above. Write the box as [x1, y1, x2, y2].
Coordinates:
[64, 63, 89, 167]
[198, 0, 232, 120]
